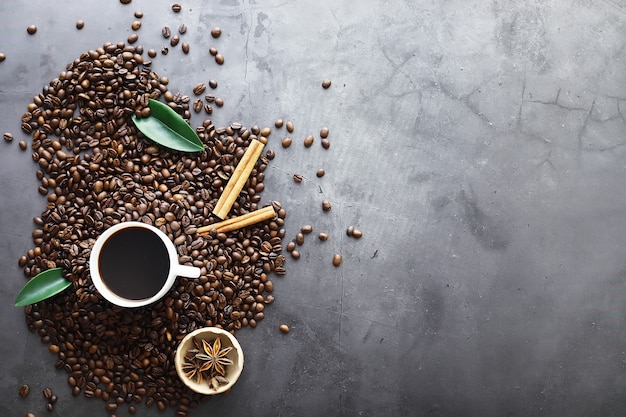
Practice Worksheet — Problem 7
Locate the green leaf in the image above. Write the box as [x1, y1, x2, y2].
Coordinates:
[131, 98, 204, 153]
[14, 267, 71, 307]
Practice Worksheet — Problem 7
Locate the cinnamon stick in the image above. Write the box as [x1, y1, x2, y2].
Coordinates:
[198, 205, 276, 235]
[212, 139, 265, 219]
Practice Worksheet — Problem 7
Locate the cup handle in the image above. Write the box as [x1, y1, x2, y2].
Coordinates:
[174, 264, 201, 279]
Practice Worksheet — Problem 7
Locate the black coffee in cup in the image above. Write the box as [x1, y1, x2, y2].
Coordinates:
[98, 226, 170, 300]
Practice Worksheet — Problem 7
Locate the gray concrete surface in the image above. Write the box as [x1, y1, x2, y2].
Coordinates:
[1, 0, 626, 416]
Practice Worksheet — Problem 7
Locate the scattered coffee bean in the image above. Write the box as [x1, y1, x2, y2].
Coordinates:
[178, 23, 187, 34]
[279, 324, 290, 333]
[322, 79, 332, 89]
[209, 46, 218, 56]
[43, 387, 52, 400]
[162, 26, 171, 38]
[193, 98, 203, 113]
[170, 35, 180, 46]
[215, 53, 224, 65]
[290, 250, 300, 260]
[209, 79, 218, 89]
[316, 168, 325, 177]
[76, 20, 85, 30]
[193, 83, 206, 95]
[3, 132, 13, 142]
[172, 3, 182, 12]
[282, 137, 292, 148]
[46, 403, 53, 412]
[182, 42, 190, 53]
[211, 27, 222, 38]
[286, 241, 296, 252]
[19, 140, 27, 150]
[27, 25, 37, 35]
[215, 97, 224, 107]
[19, 384, 30, 398]
[321, 138, 331, 149]
[131, 20, 142, 30]
[134, 10, 143, 18]
[120, 0, 132, 4]
[27, 413, 35, 417]
[0, 53, 5, 62]
[293, 174, 303, 183]
[332, 254, 343, 267]
[352, 229, 363, 239]
[322, 200, 332, 211]
[204, 104, 213, 114]
[295, 232, 305, 245]
[286, 120, 294, 133]
[303, 135, 314, 147]
[105, 402, 118, 412]
[161, 46, 169, 55]
[346, 226, 354, 236]
[49, 395, 57, 404]
[301, 225, 313, 234]
[127, 33, 138, 44]
[148, 48, 157, 58]
[318, 232, 329, 241]
[320, 127, 329, 138]
[129, 405, 137, 414]
[275, 119, 284, 128]
[260, 126, 271, 137]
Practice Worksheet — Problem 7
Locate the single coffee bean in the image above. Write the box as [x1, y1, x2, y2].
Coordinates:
[46, 403, 53, 412]
[127, 33, 139, 44]
[274, 119, 284, 128]
[279, 324, 290, 333]
[322, 79, 332, 89]
[193, 83, 206, 95]
[129, 405, 137, 414]
[27, 25, 37, 35]
[209, 46, 218, 56]
[303, 135, 314, 147]
[0, 53, 5, 62]
[260, 126, 271, 137]
[321, 138, 331, 149]
[18, 140, 27, 150]
[172, 3, 182, 12]
[286, 241, 296, 252]
[120, 0, 131, 3]
[293, 174, 302, 183]
[352, 229, 363, 239]
[178, 23, 187, 34]
[346, 226, 354, 236]
[134, 10, 143, 18]
[27, 413, 36, 417]
[211, 27, 222, 38]
[3, 132, 13, 142]
[282, 137, 292, 148]
[148, 49, 157, 58]
[170, 35, 180, 46]
[215, 97, 224, 107]
[332, 254, 342, 267]
[43, 387, 52, 400]
[19, 384, 30, 397]
[105, 402, 118, 411]
[193, 99, 203, 113]
[316, 168, 325, 177]
[290, 250, 300, 260]
[322, 200, 332, 211]
[76, 20, 85, 30]
[318, 232, 329, 241]
[301, 225, 313, 234]
[295, 232, 304, 245]
[215, 53, 224, 65]
[161, 46, 169, 55]
[131, 20, 142, 30]
[182, 42, 190, 53]
[162, 26, 171, 38]
[320, 127, 329, 138]
[209, 79, 218, 89]
[49, 395, 58, 404]
[286, 121, 294, 133]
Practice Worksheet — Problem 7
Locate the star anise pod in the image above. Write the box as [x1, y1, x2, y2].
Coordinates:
[195, 337, 233, 376]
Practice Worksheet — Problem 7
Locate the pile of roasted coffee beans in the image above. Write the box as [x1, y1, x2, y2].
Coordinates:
[19, 40, 285, 416]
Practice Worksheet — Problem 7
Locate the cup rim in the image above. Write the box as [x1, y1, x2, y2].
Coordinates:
[89, 221, 180, 308]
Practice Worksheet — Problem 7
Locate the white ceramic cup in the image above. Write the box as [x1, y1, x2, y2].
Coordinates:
[89, 221, 200, 308]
